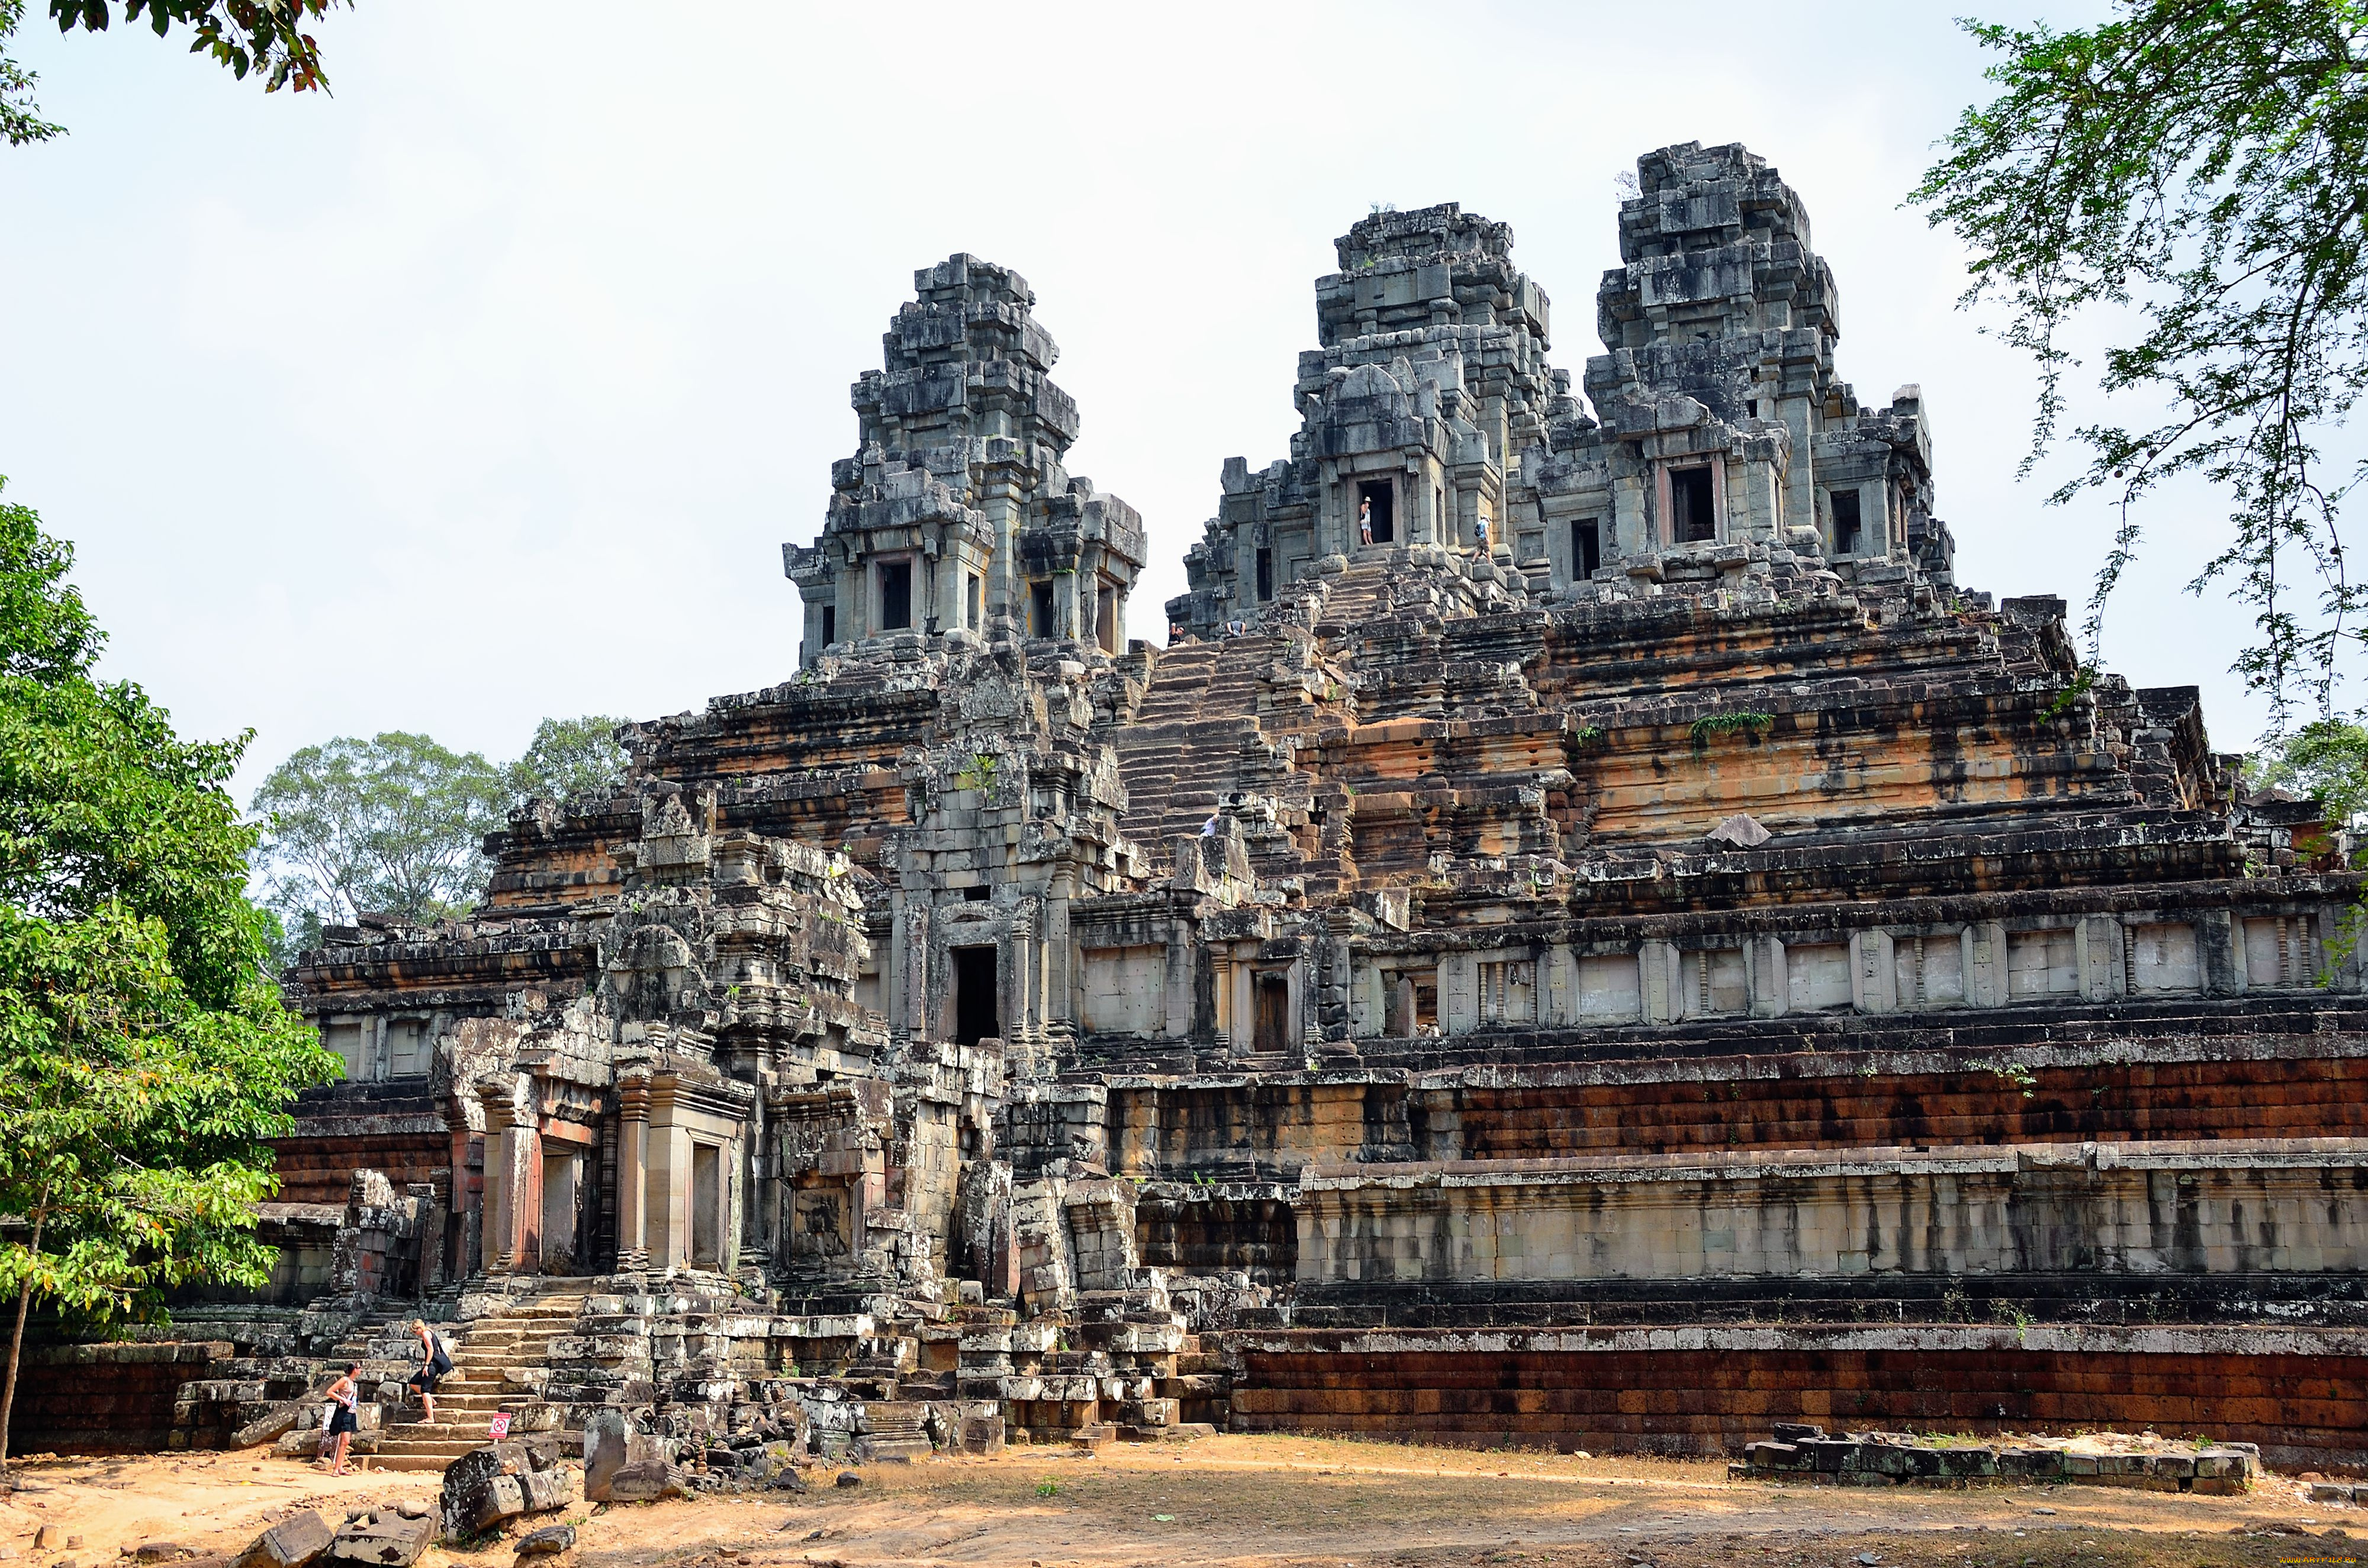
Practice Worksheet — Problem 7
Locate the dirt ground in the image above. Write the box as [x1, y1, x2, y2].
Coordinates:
[1, 1433, 2360, 1568]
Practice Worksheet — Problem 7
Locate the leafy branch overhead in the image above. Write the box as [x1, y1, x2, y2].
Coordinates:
[2, 0, 349, 147]
[1912, 1, 2368, 720]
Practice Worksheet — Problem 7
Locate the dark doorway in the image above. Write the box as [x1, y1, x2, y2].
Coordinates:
[1029, 580, 1054, 638]
[1574, 517, 1601, 579]
[879, 560, 913, 630]
[690, 1143, 721, 1267]
[1669, 466, 1716, 543]
[1254, 971, 1291, 1052]
[821, 605, 836, 647]
[1830, 488, 1862, 555]
[1357, 479, 1396, 544]
[1255, 548, 1273, 601]
[1096, 581, 1118, 652]
[953, 946, 1000, 1046]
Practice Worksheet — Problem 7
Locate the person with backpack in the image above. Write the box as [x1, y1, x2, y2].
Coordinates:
[407, 1319, 453, 1424]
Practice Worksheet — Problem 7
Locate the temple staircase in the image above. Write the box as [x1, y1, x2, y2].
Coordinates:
[367, 1289, 590, 1471]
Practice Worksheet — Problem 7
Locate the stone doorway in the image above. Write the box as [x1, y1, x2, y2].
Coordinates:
[1357, 479, 1396, 545]
[954, 945, 1000, 1046]
[690, 1142, 722, 1267]
[1254, 971, 1291, 1052]
[539, 1150, 580, 1273]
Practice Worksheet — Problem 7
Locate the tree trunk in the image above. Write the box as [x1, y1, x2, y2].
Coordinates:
[0, 1194, 48, 1476]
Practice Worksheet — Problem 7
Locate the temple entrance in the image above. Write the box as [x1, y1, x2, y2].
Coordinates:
[954, 945, 1000, 1046]
[539, 1150, 580, 1273]
[690, 1142, 721, 1267]
[1254, 971, 1291, 1052]
[1357, 479, 1395, 544]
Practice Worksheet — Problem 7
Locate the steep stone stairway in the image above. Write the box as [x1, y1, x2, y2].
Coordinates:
[368, 1290, 588, 1471]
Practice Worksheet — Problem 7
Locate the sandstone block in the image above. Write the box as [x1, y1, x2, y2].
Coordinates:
[323, 1513, 432, 1568]
[232, 1512, 333, 1568]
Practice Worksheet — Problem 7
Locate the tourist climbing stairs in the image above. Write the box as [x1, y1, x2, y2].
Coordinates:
[368, 1290, 588, 1471]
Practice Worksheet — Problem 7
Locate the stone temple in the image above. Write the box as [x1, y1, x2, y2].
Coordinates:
[21, 142, 2368, 1473]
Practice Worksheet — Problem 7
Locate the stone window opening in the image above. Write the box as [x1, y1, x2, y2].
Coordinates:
[962, 884, 989, 903]
[1745, 398, 1759, 418]
[1096, 577, 1119, 652]
[1029, 579, 1054, 638]
[1669, 466, 1717, 544]
[1574, 516, 1602, 579]
[879, 558, 914, 631]
[966, 572, 982, 630]
[1256, 548, 1274, 602]
[953, 944, 999, 1046]
[1830, 488, 1863, 555]
[1357, 479, 1396, 545]
[821, 604, 836, 647]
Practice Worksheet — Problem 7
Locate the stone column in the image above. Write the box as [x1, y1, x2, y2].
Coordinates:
[741, 1087, 770, 1276]
[616, 1075, 650, 1271]
[646, 1076, 684, 1269]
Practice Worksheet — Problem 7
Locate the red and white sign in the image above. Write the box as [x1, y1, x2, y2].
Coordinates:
[487, 1413, 512, 1440]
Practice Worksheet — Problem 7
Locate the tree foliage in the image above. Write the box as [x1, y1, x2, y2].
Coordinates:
[506, 714, 629, 810]
[251, 717, 631, 961]
[1912, 1, 2368, 719]
[2, 0, 348, 146]
[250, 732, 507, 932]
[0, 2, 61, 145]
[0, 476, 336, 1469]
[2248, 716, 2368, 823]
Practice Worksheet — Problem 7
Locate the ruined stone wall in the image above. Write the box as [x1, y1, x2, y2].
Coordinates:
[1221, 1326, 2368, 1470]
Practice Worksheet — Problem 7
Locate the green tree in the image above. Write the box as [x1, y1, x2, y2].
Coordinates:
[2249, 717, 2368, 824]
[1912, 1, 2368, 718]
[0, 476, 336, 1473]
[506, 714, 630, 808]
[250, 733, 508, 935]
[3, 0, 349, 146]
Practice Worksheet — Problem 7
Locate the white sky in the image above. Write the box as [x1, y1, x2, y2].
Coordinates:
[4, 0, 2279, 803]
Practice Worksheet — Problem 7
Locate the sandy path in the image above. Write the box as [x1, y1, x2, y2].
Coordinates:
[0, 1433, 2351, 1568]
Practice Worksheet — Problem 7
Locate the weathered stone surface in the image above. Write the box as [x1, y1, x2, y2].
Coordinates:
[323, 1513, 433, 1568]
[175, 135, 2368, 1485]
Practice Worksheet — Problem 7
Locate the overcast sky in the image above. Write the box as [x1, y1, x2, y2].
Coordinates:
[7, 0, 2274, 801]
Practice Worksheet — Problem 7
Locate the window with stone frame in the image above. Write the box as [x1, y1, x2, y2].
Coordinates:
[1574, 516, 1602, 578]
[1669, 466, 1717, 543]
[966, 572, 982, 630]
[1029, 579, 1054, 637]
[1829, 488, 1863, 555]
[878, 558, 913, 630]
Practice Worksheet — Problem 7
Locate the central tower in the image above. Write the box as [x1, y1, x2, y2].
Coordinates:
[786, 255, 1146, 663]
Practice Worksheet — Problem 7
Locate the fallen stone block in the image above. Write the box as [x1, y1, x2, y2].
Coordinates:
[600, 1458, 691, 1503]
[2311, 1482, 2357, 1504]
[323, 1513, 433, 1568]
[512, 1528, 574, 1559]
[440, 1438, 572, 1538]
[231, 1512, 333, 1568]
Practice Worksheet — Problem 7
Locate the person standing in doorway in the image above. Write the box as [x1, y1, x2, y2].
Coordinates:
[407, 1319, 452, 1425]
[1359, 497, 1373, 547]
[319, 1363, 362, 1476]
